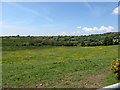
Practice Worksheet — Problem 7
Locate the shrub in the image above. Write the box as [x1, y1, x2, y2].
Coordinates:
[111, 58, 120, 80]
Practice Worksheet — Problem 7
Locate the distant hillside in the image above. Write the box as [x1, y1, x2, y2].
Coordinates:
[1, 32, 120, 46]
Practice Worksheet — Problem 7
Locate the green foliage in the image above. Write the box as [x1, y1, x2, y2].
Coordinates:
[103, 37, 113, 45]
[1, 32, 119, 47]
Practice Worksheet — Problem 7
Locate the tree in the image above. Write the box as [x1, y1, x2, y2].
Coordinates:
[103, 37, 113, 45]
[86, 41, 91, 46]
[27, 35, 30, 37]
[81, 41, 85, 46]
[16, 35, 20, 37]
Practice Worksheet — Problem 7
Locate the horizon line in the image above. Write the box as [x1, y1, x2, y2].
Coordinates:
[0, 31, 118, 37]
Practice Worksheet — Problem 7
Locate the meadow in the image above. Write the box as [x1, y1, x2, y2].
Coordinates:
[2, 45, 119, 88]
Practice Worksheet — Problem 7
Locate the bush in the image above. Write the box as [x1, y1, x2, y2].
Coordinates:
[111, 58, 120, 80]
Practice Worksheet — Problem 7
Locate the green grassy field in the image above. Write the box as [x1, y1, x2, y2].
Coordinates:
[2, 45, 119, 88]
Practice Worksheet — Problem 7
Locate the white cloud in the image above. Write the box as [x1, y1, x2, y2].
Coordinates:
[82, 26, 115, 32]
[61, 32, 67, 36]
[76, 26, 81, 29]
[112, 6, 120, 15]
[60, 31, 81, 36]
[82, 27, 92, 32]
[60, 26, 115, 36]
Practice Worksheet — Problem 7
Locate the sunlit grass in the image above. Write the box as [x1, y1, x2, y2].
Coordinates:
[2, 45, 119, 88]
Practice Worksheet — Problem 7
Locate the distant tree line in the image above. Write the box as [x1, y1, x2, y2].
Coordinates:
[1, 32, 120, 46]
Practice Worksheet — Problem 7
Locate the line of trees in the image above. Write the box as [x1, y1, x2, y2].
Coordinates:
[2, 32, 119, 46]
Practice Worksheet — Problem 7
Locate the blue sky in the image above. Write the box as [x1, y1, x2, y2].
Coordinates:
[1, 2, 118, 36]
